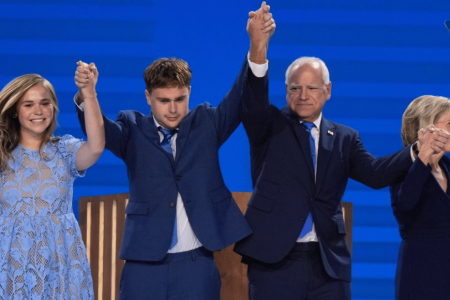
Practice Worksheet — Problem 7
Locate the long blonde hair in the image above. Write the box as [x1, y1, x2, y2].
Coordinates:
[401, 95, 450, 147]
[0, 74, 59, 170]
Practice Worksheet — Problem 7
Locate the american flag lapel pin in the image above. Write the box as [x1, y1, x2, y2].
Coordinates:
[327, 130, 334, 136]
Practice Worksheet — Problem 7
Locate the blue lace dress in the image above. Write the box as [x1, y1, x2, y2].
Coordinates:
[0, 135, 94, 300]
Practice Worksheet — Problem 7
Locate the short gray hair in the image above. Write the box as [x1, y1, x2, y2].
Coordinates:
[285, 57, 330, 85]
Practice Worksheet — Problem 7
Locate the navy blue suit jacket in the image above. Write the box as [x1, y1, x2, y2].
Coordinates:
[77, 59, 252, 262]
[234, 67, 413, 282]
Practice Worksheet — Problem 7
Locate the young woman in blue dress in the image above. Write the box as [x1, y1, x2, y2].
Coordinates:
[0, 62, 104, 299]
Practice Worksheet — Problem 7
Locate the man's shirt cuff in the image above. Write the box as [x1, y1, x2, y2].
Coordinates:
[247, 52, 268, 78]
[74, 93, 85, 111]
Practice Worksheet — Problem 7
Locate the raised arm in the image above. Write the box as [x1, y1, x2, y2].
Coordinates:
[240, 2, 276, 147]
[212, 2, 276, 145]
[74, 61, 105, 171]
[247, 1, 276, 64]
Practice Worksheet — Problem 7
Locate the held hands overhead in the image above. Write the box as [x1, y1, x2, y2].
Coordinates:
[72, 61, 104, 171]
[74, 61, 99, 101]
[247, 1, 276, 64]
[247, 1, 276, 41]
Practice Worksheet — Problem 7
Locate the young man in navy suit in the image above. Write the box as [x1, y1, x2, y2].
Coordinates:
[75, 3, 275, 300]
[234, 53, 450, 299]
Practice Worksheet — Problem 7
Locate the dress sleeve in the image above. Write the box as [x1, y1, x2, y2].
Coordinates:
[57, 134, 86, 178]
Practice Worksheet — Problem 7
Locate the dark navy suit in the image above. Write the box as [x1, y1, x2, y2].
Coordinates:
[77, 59, 252, 299]
[390, 156, 450, 300]
[234, 67, 413, 298]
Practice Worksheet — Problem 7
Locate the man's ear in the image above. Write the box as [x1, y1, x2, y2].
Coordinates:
[145, 90, 152, 106]
[325, 82, 332, 100]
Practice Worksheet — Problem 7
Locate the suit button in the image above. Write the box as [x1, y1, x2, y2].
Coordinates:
[175, 175, 181, 180]
[170, 202, 176, 207]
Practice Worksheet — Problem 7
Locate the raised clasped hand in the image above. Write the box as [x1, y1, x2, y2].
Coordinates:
[74, 61, 99, 100]
[247, 1, 276, 44]
[418, 124, 450, 163]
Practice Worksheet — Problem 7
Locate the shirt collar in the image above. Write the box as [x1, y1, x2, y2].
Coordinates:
[152, 117, 179, 131]
[299, 113, 322, 130]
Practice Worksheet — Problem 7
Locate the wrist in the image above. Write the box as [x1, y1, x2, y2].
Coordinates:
[83, 93, 97, 101]
[249, 43, 268, 64]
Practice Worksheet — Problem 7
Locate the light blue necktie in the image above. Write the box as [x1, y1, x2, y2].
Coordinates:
[159, 128, 176, 156]
[159, 128, 178, 249]
[300, 122, 315, 238]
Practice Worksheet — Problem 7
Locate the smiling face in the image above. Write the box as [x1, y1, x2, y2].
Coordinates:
[286, 63, 331, 122]
[145, 86, 190, 129]
[17, 84, 54, 145]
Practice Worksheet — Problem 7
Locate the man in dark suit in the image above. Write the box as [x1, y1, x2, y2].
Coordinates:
[233, 52, 449, 298]
[75, 3, 275, 299]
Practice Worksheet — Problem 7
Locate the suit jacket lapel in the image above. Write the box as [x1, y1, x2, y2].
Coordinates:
[316, 117, 336, 192]
[137, 112, 175, 165]
[174, 110, 194, 164]
[282, 107, 315, 179]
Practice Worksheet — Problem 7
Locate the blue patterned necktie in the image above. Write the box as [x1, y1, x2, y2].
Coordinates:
[159, 128, 178, 249]
[300, 121, 316, 238]
[302, 122, 316, 171]
[159, 128, 177, 155]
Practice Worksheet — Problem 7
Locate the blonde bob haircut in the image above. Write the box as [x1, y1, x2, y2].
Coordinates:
[401, 95, 450, 147]
[0, 74, 59, 170]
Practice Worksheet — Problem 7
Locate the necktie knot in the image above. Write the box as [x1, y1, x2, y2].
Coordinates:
[302, 121, 315, 131]
[159, 128, 177, 155]
[160, 128, 177, 141]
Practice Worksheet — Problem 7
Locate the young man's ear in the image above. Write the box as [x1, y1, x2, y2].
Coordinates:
[145, 90, 152, 105]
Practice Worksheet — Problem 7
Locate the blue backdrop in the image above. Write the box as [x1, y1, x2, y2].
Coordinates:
[1, 1, 450, 299]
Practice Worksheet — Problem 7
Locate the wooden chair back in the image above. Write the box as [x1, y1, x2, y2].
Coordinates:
[79, 193, 128, 300]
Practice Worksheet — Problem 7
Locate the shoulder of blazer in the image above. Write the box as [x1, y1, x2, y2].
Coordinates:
[116, 109, 147, 124]
[323, 118, 359, 137]
[192, 102, 215, 116]
[179, 102, 216, 125]
[280, 106, 296, 123]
